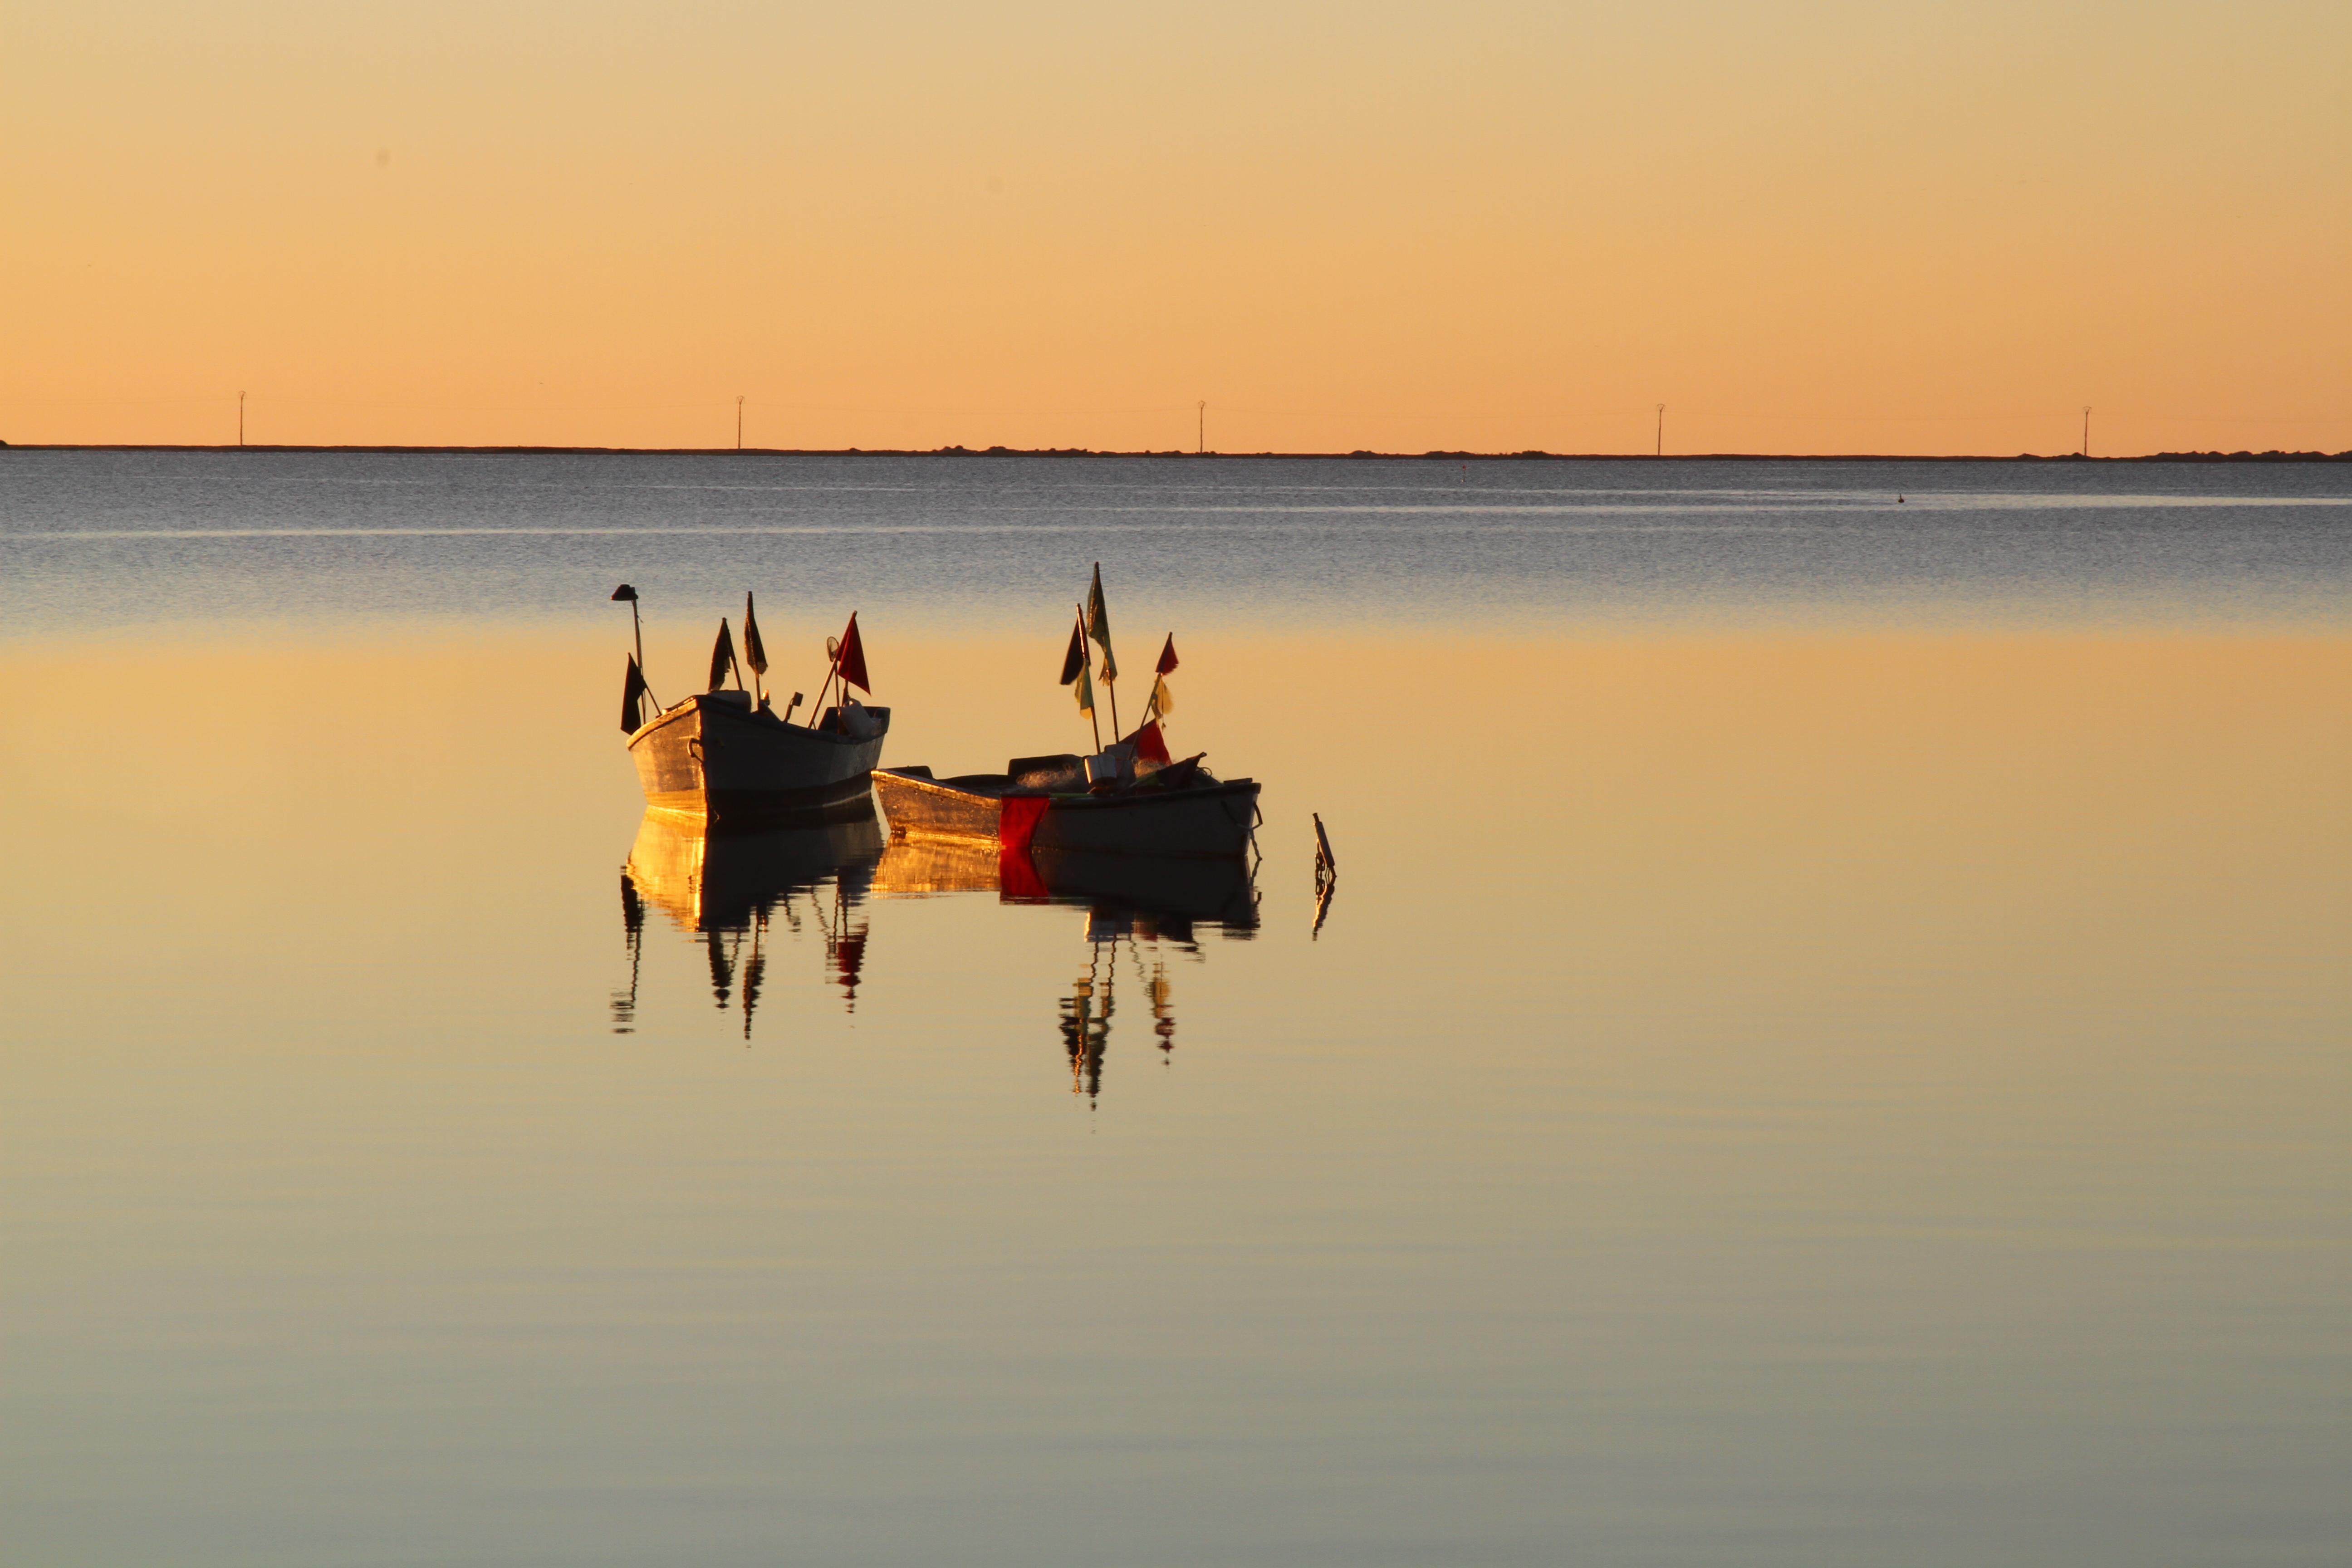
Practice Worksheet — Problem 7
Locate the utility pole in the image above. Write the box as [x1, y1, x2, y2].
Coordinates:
[2082, 406, 2091, 458]
[1197, 400, 1206, 455]
[239, 391, 246, 447]
[737, 395, 745, 451]
[1655, 403, 1665, 457]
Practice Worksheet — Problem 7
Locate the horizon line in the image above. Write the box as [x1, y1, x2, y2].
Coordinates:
[8, 443, 2351, 463]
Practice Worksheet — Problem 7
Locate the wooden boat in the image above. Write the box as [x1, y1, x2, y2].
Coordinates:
[874, 751, 1259, 861]
[613, 587, 888, 829]
[629, 693, 891, 828]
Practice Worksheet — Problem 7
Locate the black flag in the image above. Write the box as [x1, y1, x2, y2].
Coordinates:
[743, 593, 768, 676]
[708, 618, 740, 691]
[621, 655, 648, 733]
[1058, 612, 1088, 686]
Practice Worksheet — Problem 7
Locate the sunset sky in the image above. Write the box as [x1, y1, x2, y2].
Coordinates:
[5, 1, 2347, 454]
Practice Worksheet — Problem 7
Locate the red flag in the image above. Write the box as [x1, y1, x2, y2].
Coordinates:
[836, 612, 870, 693]
[1132, 720, 1171, 766]
[1155, 634, 1179, 676]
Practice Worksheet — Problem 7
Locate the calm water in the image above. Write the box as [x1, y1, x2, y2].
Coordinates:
[3, 453, 2348, 1566]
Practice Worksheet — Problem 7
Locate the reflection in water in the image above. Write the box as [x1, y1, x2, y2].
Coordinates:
[615, 811, 885, 1035]
[609, 805, 1258, 1086]
[872, 836, 1258, 1102]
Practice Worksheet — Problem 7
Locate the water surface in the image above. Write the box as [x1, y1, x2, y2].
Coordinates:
[3, 454, 2347, 1566]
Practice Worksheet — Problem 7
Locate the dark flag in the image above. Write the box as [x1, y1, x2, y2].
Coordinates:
[1058, 613, 1088, 685]
[1156, 633, 1178, 675]
[708, 618, 739, 691]
[742, 592, 768, 676]
[1086, 563, 1114, 676]
[836, 612, 871, 693]
[621, 655, 649, 733]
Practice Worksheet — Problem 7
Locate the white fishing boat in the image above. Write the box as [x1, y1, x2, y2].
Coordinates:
[630, 692, 889, 827]
[613, 585, 889, 829]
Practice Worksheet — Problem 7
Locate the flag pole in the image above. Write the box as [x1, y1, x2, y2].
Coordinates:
[1095, 563, 1122, 742]
[1077, 601, 1102, 753]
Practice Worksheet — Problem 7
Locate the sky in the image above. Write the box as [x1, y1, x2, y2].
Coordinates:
[3, 0, 2348, 454]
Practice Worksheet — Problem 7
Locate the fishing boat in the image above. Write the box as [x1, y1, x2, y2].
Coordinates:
[872, 566, 1258, 859]
[874, 754, 1259, 859]
[614, 585, 889, 828]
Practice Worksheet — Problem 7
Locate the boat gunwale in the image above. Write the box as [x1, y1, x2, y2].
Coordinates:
[629, 691, 891, 753]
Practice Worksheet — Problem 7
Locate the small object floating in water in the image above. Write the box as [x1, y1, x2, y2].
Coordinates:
[1310, 813, 1338, 937]
[1898, 494, 1906, 503]
[613, 587, 890, 830]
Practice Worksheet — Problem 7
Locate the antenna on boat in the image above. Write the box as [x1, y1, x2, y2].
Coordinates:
[809, 635, 841, 725]
[611, 583, 659, 722]
[611, 584, 644, 669]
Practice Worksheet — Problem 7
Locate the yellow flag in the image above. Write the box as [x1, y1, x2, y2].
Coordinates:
[1074, 663, 1095, 716]
[1149, 675, 1173, 718]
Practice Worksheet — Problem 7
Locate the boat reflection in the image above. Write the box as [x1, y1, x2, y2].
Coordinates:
[613, 811, 884, 1035]
[872, 836, 1259, 1101]
[609, 808, 1258, 1084]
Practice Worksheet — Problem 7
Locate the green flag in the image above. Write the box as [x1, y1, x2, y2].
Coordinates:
[1086, 564, 1112, 655]
[742, 593, 768, 676]
[1148, 675, 1173, 718]
[1074, 662, 1095, 716]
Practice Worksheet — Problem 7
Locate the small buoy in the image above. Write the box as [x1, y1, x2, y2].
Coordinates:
[1898, 494, 1906, 503]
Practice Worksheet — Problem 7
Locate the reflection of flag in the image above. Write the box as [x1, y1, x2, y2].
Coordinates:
[621, 656, 648, 732]
[742, 593, 768, 675]
[1058, 614, 1088, 685]
[708, 619, 739, 691]
[1073, 662, 1094, 716]
[1156, 634, 1178, 675]
[1132, 719, 1171, 765]
[836, 612, 870, 692]
[1148, 676, 1174, 718]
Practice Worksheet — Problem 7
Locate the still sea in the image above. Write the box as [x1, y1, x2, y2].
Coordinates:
[3, 452, 2347, 1566]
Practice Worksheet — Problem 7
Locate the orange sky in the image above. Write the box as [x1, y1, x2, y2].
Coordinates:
[4, 1, 2347, 454]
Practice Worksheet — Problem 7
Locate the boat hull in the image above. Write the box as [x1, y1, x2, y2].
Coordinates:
[1029, 781, 1259, 859]
[874, 767, 1259, 860]
[872, 769, 1006, 843]
[629, 696, 888, 828]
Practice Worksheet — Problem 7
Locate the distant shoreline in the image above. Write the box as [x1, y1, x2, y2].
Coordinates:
[4, 443, 2348, 463]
